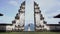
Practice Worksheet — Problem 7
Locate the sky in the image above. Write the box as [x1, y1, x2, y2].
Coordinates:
[25, 0, 34, 25]
[0, 0, 60, 24]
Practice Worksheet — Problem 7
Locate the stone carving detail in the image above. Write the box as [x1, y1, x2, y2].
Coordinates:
[12, 1, 25, 31]
[34, 2, 46, 31]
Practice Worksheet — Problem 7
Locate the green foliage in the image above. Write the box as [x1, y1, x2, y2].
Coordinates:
[0, 32, 60, 34]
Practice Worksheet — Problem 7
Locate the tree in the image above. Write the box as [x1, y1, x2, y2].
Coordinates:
[59, 22, 60, 24]
[54, 14, 60, 18]
[0, 13, 3, 16]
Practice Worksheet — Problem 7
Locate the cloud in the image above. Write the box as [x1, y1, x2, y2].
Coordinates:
[46, 11, 60, 17]
[34, 0, 60, 12]
[0, 15, 14, 23]
[34, 0, 55, 9]
[44, 10, 60, 24]
[9, 0, 18, 6]
[34, 0, 60, 24]
[45, 18, 60, 24]
[57, 10, 60, 12]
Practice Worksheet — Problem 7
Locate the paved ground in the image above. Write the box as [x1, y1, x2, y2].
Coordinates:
[0, 32, 60, 34]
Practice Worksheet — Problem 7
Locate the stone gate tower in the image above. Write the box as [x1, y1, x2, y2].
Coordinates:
[12, 1, 25, 31]
[34, 2, 46, 31]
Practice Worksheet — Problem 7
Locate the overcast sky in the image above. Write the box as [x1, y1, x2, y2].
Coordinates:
[0, 0, 60, 24]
